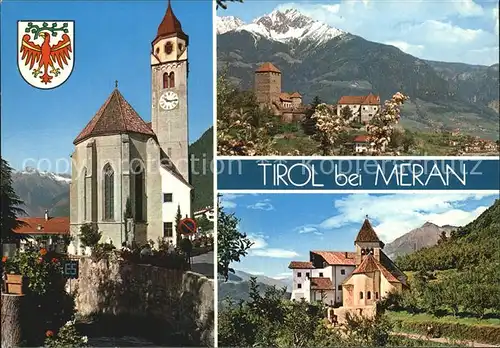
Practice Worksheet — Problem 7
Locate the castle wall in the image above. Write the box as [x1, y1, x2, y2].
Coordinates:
[255, 71, 281, 106]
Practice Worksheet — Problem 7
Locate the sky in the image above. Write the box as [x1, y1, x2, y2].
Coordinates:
[219, 192, 499, 279]
[218, 0, 500, 66]
[1, 0, 213, 173]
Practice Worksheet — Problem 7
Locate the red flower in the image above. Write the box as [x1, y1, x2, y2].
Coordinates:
[51, 257, 58, 263]
[1, 256, 7, 263]
[45, 330, 54, 337]
[40, 248, 48, 256]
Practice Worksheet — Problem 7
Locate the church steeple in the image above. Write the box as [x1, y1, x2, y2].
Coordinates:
[354, 217, 384, 266]
[152, 0, 188, 45]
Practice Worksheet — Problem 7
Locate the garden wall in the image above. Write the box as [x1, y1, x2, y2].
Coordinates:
[67, 256, 214, 346]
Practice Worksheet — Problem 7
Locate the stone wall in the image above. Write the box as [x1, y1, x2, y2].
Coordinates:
[67, 256, 214, 346]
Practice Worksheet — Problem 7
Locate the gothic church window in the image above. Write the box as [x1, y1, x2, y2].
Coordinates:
[134, 164, 144, 221]
[163, 73, 169, 89]
[165, 41, 173, 54]
[103, 164, 114, 220]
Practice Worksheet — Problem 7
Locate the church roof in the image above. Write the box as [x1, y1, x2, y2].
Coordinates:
[355, 219, 383, 246]
[350, 253, 407, 286]
[73, 89, 155, 145]
[255, 62, 281, 73]
[153, 0, 188, 45]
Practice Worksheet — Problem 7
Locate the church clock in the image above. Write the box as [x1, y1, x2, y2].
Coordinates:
[159, 91, 179, 110]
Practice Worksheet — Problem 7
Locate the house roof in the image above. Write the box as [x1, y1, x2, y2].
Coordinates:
[353, 135, 369, 143]
[288, 261, 314, 269]
[311, 251, 357, 265]
[14, 217, 70, 235]
[338, 93, 380, 105]
[280, 92, 292, 102]
[355, 219, 384, 246]
[290, 92, 302, 98]
[152, 0, 188, 45]
[255, 62, 281, 74]
[73, 89, 155, 145]
[349, 253, 407, 286]
[310, 277, 334, 290]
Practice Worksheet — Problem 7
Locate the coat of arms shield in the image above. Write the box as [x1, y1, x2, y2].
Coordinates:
[17, 20, 75, 89]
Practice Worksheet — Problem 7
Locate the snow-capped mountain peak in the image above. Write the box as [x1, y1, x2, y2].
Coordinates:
[217, 16, 244, 35]
[18, 167, 71, 184]
[217, 9, 345, 45]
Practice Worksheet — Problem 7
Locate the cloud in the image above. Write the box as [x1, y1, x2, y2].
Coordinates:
[295, 225, 319, 234]
[299, 193, 495, 243]
[272, 272, 293, 280]
[247, 198, 275, 211]
[247, 233, 299, 258]
[219, 193, 243, 209]
[275, 0, 499, 65]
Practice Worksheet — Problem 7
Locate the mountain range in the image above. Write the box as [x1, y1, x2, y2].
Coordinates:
[217, 9, 499, 139]
[11, 128, 213, 218]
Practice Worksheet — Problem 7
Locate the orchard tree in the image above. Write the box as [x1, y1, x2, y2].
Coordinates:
[312, 103, 349, 155]
[217, 194, 253, 280]
[366, 92, 409, 155]
[0, 158, 26, 244]
[340, 105, 354, 121]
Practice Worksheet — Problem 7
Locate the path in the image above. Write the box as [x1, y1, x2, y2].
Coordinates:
[191, 251, 214, 279]
[392, 332, 500, 347]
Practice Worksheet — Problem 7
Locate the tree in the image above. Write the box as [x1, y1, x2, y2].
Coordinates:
[301, 96, 321, 135]
[79, 223, 101, 249]
[216, 0, 243, 10]
[196, 214, 213, 235]
[312, 103, 349, 155]
[174, 205, 182, 243]
[437, 230, 448, 245]
[217, 194, 253, 281]
[0, 158, 26, 244]
[366, 92, 409, 155]
[402, 130, 416, 153]
[340, 105, 354, 121]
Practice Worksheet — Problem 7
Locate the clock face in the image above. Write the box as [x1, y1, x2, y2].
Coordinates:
[159, 91, 179, 111]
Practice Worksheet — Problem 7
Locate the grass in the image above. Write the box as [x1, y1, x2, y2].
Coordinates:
[388, 310, 500, 327]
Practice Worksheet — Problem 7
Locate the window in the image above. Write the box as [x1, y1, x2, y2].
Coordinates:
[178, 43, 183, 51]
[375, 292, 379, 299]
[165, 41, 173, 54]
[169, 72, 175, 88]
[367, 291, 371, 300]
[341, 269, 345, 275]
[163, 193, 173, 202]
[319, 272, 323, 277]
[163, 72, 169, 89]
[103, 164, 114, 220]
[155, 47, 160, 55]
[297, 284, 302, 289]
[360, 292, 364, 299]
[305, 272, 310, 278]
[297, 272, 302, 277]
[163, 222, 173, 237]
[134, 165, 144, 221]
[338, 285, 342, 291]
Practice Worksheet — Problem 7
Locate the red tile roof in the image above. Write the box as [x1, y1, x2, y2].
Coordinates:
[256, 62, 281, 73]
[288, 261, 314, 269]
[290, 92, 302, 98]
[14, 217, 69, 235]
[338, 93, 380, 105]
[310, 277, 334, 290]
[311, 251, 356, 265]
[353, 135, 369, 143]
[280, 92, 292, 101]
[74, 89, 155, 145]
[351, 253, 407, 286]
[153, 0, 188, 45]
[355, 219, 383, 245]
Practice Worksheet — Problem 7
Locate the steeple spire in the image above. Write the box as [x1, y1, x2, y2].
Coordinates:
[152, 0, 188, 45]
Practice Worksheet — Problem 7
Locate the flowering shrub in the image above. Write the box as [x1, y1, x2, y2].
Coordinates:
[120, 244, 188, 270]
[312, 103, 349, 155]
[44, 320, 89, 348]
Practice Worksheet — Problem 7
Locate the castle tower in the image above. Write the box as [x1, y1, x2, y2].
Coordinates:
[151, 0, 189, 182]
[354, 218, 385, 266]
[254, 62, 281, 107]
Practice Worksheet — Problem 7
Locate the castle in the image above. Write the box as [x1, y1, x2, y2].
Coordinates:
[254, 62, 306, 122]
[69, 1, 192, 253]
[289, 218, 407, 322]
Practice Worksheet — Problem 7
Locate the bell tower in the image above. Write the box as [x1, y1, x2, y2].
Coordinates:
[151, 0, 189, 182]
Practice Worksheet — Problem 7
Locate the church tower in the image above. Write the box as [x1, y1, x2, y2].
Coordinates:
[151, 0, 189, 182]
[354, 217, 385, 266]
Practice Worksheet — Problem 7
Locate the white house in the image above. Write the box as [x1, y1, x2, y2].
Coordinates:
[194, 206, 215, 222]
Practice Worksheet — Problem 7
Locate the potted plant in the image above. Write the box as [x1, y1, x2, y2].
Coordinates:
[2, 255, 25, 295]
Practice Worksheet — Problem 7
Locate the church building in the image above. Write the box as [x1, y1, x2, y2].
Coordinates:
[289, 218, 407, 322]
[69, 1, 192, 253]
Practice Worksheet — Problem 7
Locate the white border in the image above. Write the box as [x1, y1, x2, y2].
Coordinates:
[212, 0, 219, 346]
